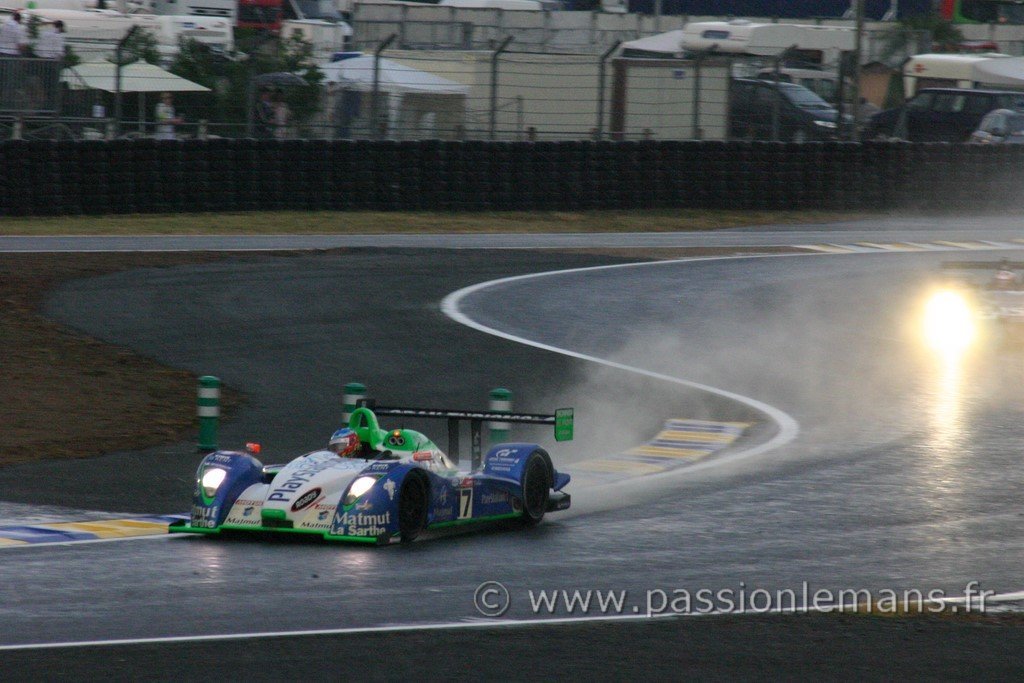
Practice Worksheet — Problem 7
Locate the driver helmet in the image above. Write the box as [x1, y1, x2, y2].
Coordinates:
[993, 270, 1018, 289]
[328, 428, 360, 457]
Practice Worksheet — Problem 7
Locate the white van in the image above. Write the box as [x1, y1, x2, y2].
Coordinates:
[903, 53, 1012, 97]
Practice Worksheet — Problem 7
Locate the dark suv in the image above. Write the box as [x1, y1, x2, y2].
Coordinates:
[864, 88, 1024, 142]
[729, 78, 843, 142]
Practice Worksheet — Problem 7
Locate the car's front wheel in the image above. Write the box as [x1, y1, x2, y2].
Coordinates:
[520, 451, 551, 527]
[398, 472, 428, 543]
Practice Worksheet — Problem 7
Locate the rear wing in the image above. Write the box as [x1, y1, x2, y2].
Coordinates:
[357, 399, 573, 470]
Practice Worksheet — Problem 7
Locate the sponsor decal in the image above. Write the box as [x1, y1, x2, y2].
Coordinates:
[267, 454, 344, 502]
[493, 448, 516, 459]
[383, 479, 397, 501]
[366, 462, 394, 473]
[318, 510, 331, 521]
[436, 488, 450, 507]
[480, 491, 509, 505]
[235, 499, 262, 507]
[210, 453, 235, 465]
[291, 488, 322, 512]
[191, 505, 219, 529]
[334, 510, 392, 537]
[355, 500, 373, 511]
[432, 505, 455, 522]
[489, 464, 513, 473]
[243, 506, 255, 517]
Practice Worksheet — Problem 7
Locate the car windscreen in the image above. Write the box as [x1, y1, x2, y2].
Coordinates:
[780, 84, 832, 110]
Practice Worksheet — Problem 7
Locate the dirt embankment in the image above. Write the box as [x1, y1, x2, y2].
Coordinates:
[0, 253, 242, 467]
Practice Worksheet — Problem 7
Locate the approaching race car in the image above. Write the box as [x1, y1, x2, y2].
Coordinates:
[169, 403, 574, 544]
[927, 260, 1024, 349]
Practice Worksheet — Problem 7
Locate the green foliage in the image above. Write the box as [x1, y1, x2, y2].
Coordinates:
[879, 13, 965, 60]
[166, 34, 323, 129]
[110, 28, 161, 66]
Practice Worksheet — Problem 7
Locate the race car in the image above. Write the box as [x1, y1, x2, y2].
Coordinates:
[169, 403, 574, 544]
[927, 260, 1024, 348]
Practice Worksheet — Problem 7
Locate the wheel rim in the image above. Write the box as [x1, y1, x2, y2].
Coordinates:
[524, 459, 548, 516]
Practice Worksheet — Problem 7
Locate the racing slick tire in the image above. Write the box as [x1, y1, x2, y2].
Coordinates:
[520, 451, 551, 527]
[398, 471, 429, 543]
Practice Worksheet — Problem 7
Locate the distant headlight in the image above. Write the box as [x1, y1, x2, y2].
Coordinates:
[201, 467, 227, 499]
[813, 120, 837, 129]
[344, 476, 378, 506]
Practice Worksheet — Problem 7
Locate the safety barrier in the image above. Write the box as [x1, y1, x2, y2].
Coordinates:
[0, 139, 1019, 216]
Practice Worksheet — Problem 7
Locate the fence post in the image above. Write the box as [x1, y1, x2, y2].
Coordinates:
[197, 376, 220, 452]
[596, 40, 621, 140]
[488, 387, 511, 445]
[489, 35, 514, 141]
[342, 381, 367, 424]
[372, 33, 397, 140]
[692, 49, 704, 140]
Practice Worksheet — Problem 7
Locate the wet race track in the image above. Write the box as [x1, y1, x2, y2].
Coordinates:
[4, 220, 1024, 676]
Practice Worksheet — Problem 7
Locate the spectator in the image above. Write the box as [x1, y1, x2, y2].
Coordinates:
[35, 20, 65, 60]
[272, 91, 290, 140]
[154, 92, 182, 140]
[857, 97, 881, 125]
[0, 11, 29, 57]
[254, 89, 275, 138]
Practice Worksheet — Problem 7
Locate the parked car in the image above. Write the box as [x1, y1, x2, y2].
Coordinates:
[864, 88, 1024, 142]
[729, 78, 844, 142]
[968, 108, 1024, 144]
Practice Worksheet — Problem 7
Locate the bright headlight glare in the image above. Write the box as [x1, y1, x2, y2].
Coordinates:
[201, 467, 227, 499]
[344, 476, 378, 506]
[924, 290, 976, 352]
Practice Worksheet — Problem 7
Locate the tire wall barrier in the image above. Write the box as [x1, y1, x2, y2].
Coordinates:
[1, 138, 1020, 216]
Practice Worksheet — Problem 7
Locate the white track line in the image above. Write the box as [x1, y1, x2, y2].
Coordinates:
[440, 255, 801, 472]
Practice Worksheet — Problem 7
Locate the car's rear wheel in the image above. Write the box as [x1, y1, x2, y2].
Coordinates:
[520, 451, 551, 527]
[398, 472, 428, 543]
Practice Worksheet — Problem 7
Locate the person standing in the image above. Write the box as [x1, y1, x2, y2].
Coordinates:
[155, 92, 182, 140]
[35, 20, 66, 60]
[254, 89, 275, 138]
[272, 91, 290, 140]
[0, 11, 29, 57]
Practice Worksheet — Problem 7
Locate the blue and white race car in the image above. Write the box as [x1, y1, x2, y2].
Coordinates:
[169, 403, 574, 544]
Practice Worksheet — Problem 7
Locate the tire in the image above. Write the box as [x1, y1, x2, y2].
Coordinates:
[520, 451, 551, 527]
[397, 472, 428, 543]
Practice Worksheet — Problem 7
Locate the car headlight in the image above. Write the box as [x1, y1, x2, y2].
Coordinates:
[201, 467, 227, 499]
[924, 290, 976, 353]
[813, 120, 837, 129]
[344, 476, 378, 506]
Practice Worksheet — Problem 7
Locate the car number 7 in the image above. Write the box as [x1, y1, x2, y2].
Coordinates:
[458, 488, 473, 520]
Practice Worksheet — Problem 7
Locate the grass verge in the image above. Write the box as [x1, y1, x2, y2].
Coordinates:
[0, 209, 869, 236]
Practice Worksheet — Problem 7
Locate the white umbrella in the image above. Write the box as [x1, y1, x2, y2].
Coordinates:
[318, 56, 469, 95]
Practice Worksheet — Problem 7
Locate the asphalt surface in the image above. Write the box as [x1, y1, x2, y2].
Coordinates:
[5, 241, 1024, 676]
